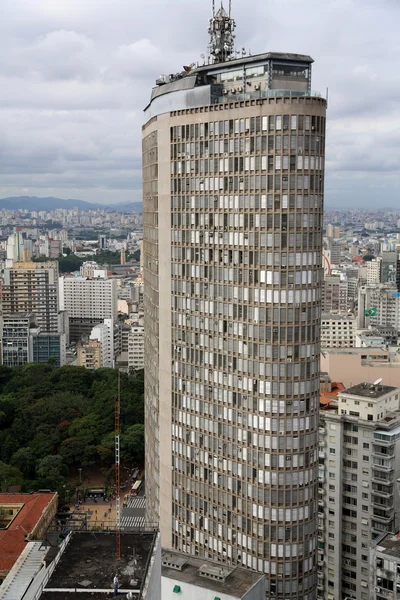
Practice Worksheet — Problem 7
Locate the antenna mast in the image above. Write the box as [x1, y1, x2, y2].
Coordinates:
[208, 0, 236, 64]
[115, 371, 121, 560]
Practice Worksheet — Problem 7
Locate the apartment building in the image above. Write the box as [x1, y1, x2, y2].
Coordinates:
[323, 276, 349, 312]
[143, 4, 326, 598]
[90, 319, 114, 368]
[59, 274, 117, 342]
[1, 313, 66, 368]
[321, 313, 356, 349]
[357, 284, 400, 330]
[77, 339, 102, 370]
[128, 325, 144, 371]
[366, 258, 382, 285]
[2, 261, 59, 333]
[318, 382, 400, 600]
[370, 533, 400, 600]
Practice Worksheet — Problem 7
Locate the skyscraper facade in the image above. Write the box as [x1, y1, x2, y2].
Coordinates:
[143, 6, 326, 599]
[2, 260, 59, 333]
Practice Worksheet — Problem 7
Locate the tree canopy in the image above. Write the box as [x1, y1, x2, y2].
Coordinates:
[0, 365, 144, 495]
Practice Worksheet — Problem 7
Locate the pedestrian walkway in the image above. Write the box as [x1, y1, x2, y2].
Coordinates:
[120, 514, 146, 529]
[125, 496, 146, 509]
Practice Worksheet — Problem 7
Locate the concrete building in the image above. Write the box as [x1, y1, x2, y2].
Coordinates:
[77, 339, 102, 370]
[59, 275, 118, 342]
[323, 275, 349, 313]
[0, 492, 57, 584]
[366, 257, 382, 284]
[128, 325, 144, 371]
[357, 284, 400, 330]
[161, 551, 265, 600]
[5, 231, 24, 267]
[2, 261, 59, 333]
[90, 319, 114, 368]
[143, 5, 326, 599]
[80, 261, 100, 278]
[0, 530, 161, 600]
[317, 382, 400, 600]
[1, 313, 36, 367]
[321, 313, 356, 348]
[321, 348, 400, 388]
[370, 533, 400, 600]
[1, 313, 66, 368]
[381, 251, 400, 288]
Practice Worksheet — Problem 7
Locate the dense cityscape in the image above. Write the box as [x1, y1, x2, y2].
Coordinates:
[0, 1, 399, 600]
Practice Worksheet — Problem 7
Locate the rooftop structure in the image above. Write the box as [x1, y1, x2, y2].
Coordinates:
[0, 492, 57, 582]
[161, 550, 265, 600]
[38, 531, 160, 600]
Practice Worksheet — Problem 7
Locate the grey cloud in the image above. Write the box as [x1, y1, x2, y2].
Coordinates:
[0, 0, 399, 206]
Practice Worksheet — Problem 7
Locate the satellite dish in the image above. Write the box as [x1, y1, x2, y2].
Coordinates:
[373, 377, 383, 386]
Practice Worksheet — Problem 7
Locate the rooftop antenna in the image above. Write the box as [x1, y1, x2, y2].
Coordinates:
[208, 0, 236, 63]
[115, 371, 121, 560]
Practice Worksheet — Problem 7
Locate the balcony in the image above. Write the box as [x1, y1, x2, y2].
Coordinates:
[217, 89, 324, 104]
[372, 510, 394, 524]
[372, 498, 394, 510]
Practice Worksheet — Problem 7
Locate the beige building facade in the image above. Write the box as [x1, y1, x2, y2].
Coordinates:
[143, 11, 326, 600]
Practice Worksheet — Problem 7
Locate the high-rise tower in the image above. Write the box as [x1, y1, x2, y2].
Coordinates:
[143, 5, 326, 599]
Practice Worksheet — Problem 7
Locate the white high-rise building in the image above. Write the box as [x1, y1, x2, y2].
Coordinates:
[128, 325, 144, 371]
[90, 319, 114, 368]
[143, 4, 326, 599]
[366, 258, 382, 285]
[59, 274, 118, 342]
[318, 382, 400, 600]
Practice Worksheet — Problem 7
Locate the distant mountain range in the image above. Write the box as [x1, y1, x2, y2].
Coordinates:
[0, 196, 142, 213]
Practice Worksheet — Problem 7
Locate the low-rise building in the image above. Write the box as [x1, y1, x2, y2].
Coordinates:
[77, 339, 102, 370]
[321, 347, 400, 388]
[162, 550, 265, 600]
[0, 492, 57, 584]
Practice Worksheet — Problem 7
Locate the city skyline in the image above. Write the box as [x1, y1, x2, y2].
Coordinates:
[1, 0, 399, 206]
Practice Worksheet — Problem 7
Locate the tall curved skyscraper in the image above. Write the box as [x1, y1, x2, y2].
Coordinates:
[143, 5, 326, 599]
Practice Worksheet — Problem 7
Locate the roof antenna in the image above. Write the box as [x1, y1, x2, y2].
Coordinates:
[208, 0, 236, 63]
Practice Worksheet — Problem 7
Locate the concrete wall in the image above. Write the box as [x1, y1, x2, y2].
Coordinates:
[321, 351, 400, 388]
[143, 533, 161, 600]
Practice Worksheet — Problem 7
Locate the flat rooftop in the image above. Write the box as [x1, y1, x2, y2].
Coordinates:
[162, 551, 264, 598]
[342, 383, 397, 399]
[41, 531, 157, 599]
[375, 533, 400, 560]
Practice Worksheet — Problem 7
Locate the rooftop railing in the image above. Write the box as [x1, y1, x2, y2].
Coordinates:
[217, 89, 324, 103]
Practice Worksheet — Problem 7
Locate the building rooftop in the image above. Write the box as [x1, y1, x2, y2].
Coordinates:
[374, 533, 400, 560]
[321, 313, 355, 321]
[0, 492, 57, 575]
[161, 550, 264, 598]
[193, 51, 314, 74]
[320, 382, 345, 407]
[342, 382, 397, 399]
[40, 531, 158, 599]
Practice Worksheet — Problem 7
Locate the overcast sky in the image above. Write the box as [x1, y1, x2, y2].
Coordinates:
[1, 0, 399, 207]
